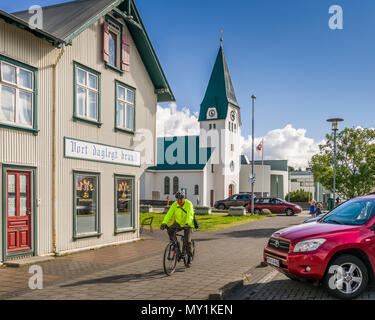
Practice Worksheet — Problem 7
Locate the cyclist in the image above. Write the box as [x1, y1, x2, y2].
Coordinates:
[160, 190, 196, 266]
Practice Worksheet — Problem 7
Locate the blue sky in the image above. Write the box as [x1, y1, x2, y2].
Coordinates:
[2, 0, 375, 142]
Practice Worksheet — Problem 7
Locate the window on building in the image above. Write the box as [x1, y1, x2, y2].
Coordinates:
[211, 164, 214, 173]
[173, 176, 179, 194]
[234, 123, 237, 132]
[116, 81, 135, 132]
[209, 124, 212, 130]
[231, 144, 234, 151]
[194, 184, 199, 195]
[0, 58, 37, 133]
[73, 172, 100, 238]
[103, 16, 130, 73]
[74, 62, 101, 125]
[115, 175, 135, 232]
[164, 177, 170, 194]
[213, 123, 216, 129]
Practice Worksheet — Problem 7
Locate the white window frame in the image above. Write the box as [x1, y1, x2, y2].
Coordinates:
[107, 20, 121, 69]
[116, 83, 135, 132]
[75, 66, 99, 122]
[0, 61, 34, 128]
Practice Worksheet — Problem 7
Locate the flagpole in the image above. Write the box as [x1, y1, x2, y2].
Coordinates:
[262, 138, 264, 197]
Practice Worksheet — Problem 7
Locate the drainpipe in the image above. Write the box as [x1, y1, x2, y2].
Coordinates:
[52, 45, 65, 255]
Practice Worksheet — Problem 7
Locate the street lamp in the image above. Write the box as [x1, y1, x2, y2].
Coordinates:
[251, 94, 256, 214]
[327, 117, 344, 207]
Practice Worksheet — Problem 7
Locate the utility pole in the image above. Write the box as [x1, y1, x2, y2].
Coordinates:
[327, 118, 344, 207]
[251, 94, 256, 214]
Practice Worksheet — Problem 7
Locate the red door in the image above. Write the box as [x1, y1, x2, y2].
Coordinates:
[228, 185, 234, 198]
[6, 171, 32, 253]
[210, 190, 214, 207]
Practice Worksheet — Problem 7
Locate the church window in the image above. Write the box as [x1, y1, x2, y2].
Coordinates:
[164, 177, 170, 194]
[213, 123, 216, 129]
[211, 164, 214, 173]
[173, 176, 179, 194]
[194, 185, 199, 195]
[209, 124, 212, 130]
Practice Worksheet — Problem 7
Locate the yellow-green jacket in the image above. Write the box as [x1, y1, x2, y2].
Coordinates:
[162, 199, 195, 228]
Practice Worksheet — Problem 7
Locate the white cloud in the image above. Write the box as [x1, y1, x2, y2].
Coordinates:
[156, 103, 200, 137]
[157, 104, 321, 169]
[240, 125, 322, 169]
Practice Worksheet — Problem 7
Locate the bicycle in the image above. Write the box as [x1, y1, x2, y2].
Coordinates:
[163, 226, 196, 276]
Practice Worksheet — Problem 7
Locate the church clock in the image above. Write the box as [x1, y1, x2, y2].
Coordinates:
[230, 110, 236, 121]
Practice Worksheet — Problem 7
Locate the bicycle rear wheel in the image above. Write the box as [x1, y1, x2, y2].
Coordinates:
[163, 242, 178, 276]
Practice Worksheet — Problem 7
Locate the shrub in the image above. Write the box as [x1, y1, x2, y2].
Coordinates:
[285, 189, 312, 202]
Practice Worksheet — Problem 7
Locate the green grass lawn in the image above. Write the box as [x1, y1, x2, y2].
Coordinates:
[140, 212, 275, 232]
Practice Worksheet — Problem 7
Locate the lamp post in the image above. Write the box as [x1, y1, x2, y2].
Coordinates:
[327, 118, 344, 207]
[251, 94, 256, 214]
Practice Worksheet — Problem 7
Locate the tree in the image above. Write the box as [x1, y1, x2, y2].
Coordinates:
[310, 127, 375, 199]
[285, 189, 312, 202]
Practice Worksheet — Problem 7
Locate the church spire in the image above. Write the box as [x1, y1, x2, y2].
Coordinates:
[198, 42, 239, 122]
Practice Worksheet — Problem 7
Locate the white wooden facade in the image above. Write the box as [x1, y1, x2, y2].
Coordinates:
[0, 1, 172, 261]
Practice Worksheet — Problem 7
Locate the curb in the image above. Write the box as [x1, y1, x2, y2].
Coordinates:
[208, 279, 245, 300]
[207, 262, 269, 300]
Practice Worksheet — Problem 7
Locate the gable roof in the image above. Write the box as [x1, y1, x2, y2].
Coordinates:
[4, 0, 174, 102]
[12, 0, 118, 41]
[148, 136, 214, 171]
[199, 45, 239, 122]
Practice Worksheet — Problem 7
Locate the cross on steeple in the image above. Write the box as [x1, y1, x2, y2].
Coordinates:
[220, 29, 223, 44]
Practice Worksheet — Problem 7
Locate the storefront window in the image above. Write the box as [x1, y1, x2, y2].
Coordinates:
[115, 175, 134, 231]
[74, 172, 100, 237]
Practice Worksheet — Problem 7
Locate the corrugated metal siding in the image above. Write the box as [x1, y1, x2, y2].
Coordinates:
[0, 12, 158, 258]
[55, 17, 157, 252]
[0, 19, 56, 259]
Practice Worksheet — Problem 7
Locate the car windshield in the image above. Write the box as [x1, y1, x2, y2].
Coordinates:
[320, 198, 375, 226]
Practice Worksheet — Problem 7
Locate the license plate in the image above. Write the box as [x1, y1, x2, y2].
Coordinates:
[266, 256, 280, 267]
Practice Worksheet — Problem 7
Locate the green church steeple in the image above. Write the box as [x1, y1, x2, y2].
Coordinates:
[198, 44, 239, 122]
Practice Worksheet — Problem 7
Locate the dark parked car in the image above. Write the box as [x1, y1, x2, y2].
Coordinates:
[249, 197, 302, 215]
[214, 193, 251, 210]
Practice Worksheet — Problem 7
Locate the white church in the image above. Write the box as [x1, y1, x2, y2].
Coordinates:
[140, 43, 289, 206]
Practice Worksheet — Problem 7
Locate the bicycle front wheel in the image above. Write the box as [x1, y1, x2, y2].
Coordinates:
[163, 242, 178, 276]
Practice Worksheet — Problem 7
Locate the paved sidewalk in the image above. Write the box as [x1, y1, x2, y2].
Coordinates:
[1, 214, 307, 300]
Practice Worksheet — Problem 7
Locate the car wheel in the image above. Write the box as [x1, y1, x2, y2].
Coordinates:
[324, 254, 368, 300]
[286, 208, 294, 216]
[218, 204, 226, 210]
[254, 208, 261, 215]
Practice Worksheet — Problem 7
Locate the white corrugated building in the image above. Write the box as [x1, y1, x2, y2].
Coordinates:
[0, 0, 174, 262]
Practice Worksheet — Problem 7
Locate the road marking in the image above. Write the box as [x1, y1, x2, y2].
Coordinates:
[258, 270, 279, 284]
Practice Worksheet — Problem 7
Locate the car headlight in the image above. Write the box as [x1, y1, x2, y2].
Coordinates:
[293, 239, 326, 252]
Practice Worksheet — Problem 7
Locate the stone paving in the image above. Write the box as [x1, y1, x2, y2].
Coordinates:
[227, 246, 375, 300]
[0, 213, 307, 300]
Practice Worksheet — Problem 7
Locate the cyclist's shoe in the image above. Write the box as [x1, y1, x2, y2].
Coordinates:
[186, 255, 193, 267]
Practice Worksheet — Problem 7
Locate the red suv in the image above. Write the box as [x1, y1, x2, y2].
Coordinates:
[249, 197, 302, 215]
[264, 194, 375, 299]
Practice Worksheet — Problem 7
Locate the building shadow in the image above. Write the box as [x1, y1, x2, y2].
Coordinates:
[60, 268, 182, 287]
[219, 228, 281, 239]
